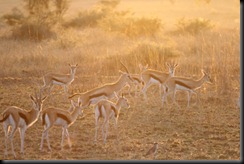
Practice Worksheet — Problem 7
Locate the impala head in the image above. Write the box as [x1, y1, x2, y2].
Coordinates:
[139, 64, 148, 73]
[201, 69, 213, 84]
[69, 64, 78, 74]
[119, 93, 130, 109]
[71, 97, 83, 116]
[166, 62, 178, 76]
[30, 90, 47, 111]
[119, 70, 134, 82]
[119, 61, 134, 82]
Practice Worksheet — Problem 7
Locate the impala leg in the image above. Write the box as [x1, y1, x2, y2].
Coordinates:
[141, 81, 151, 102]
[172, 89, 180, 109]
[187, 91, 193, 108]
[9, 126, 18, 159]
[40, 126, 46, 151]
[114, 117, 119, 143]
[3, 123, 9, 158]
[61, 127, 65, 150]
[65, 128, 71, 148]
[45, 130, 52, 151]
[19, 127, 26, 156]
[104, 120, 109, 144]
[94, 117, 99, 144]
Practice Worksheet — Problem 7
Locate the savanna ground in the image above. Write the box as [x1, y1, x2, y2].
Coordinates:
[0, 0, 241, 161]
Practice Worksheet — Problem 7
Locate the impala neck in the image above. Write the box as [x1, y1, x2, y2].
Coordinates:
[27, 109, 40, 127]
[113, 74, 128, 91]
[195, 74, 207, 88]
[70, 106, 80, 124]
[70, 69, 76, 81]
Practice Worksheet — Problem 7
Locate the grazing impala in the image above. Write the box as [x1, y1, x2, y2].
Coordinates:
[41, 64, 78, 95]
[126, 64, 148, 96]
[0, 91, 47, 159]
[94, 93, 130, 144]
[40, 97, 83, 151]
[161, 69, 212, 108]
[69, 62, 133, 108]
[140, 62, 178, 101]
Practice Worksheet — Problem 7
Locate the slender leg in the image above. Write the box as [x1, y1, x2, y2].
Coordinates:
[104, 120, 109, 144]
[94, 117, 99, 144]
[187, 91, 192, 108]
[61, 127, 65, 150]
[40, 126, 46, 151]
[19, 127, 26, 155]
[159, 84, 162, 98]
[114, 117, 118, 143]
[65, 128, 71, 148]
[141, 81, 151, 102]
[9, 126, 18, 159]
[46, 130, 51, 151]
[3, 123, 9, 158]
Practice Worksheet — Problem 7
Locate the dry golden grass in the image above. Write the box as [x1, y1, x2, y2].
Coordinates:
[0, 0, 240, 161]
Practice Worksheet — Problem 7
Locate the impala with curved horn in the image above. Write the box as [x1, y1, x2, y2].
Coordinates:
[68, 61, 133, 108]
[161, 69, 212, 108]
[140, 62, 178, 101]
[94, 93, 130, 144]
[0, 90, 47, 159]
[41, 64, 78, 95]
[40, 97, 83, 151]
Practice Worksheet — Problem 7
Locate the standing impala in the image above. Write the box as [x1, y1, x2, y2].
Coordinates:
[41, 64, 78, 95]
[94, 93, 130, 144]
[40, 97, 83, 151]
[126, 64, 148, 97]
[0, 91, 47, 159]
[140, 62, 178, 101]
[161, 69, 212, 108]
[69, 62, 133, 108]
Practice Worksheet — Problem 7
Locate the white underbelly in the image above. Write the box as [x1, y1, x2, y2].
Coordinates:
[150, 78, 160, 84]
[176, 84, 191, 91]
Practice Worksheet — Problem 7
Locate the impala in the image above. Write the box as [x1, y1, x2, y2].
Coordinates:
[161, 69, 212, 108]
[69, 62, 133, 108]
[126, 64, 148, 97]
[41, 64, 78, 95]
[94, 93, 130, 144]
[140, 62, 178, 101]
[40, 97, 83, 151]
[0, 91, 47, 158]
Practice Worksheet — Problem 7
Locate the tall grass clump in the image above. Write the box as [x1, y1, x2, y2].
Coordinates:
[120, 41, 181, 72]
[1, 0, 69, 41]
[174, 17, 214, 35]
[64, 0, 162, 38]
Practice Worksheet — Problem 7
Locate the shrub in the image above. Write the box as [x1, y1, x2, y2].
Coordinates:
[174, 17, 214, 35]
[64, 0, 162, 38]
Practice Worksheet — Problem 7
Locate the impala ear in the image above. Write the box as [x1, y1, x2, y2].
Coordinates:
[42, 96, 47, 101]
[201, 69, 206, 75]
[71, 100, 75, 107]
[119, 70, 125, 74]
[145, 64, 148, 69]
[30, 95, 35, 101]
[114, 91, 119, 100]
[166, 62, 170, 67]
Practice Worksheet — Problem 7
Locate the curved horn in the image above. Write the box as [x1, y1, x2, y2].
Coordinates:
[120, 60, 130, 74]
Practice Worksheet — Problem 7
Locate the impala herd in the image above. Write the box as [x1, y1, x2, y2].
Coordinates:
[0, 61, 213, 159]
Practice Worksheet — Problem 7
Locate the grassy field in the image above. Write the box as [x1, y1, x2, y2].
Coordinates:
[0, 0, 240, 160]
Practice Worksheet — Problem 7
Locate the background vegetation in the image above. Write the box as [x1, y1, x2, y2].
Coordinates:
[0, 0, 240, 160]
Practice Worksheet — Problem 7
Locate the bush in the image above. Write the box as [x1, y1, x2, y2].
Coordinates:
[1, 0, 69, 41]
[174, 17, 214, 35]
[64, 0, 162, 38]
